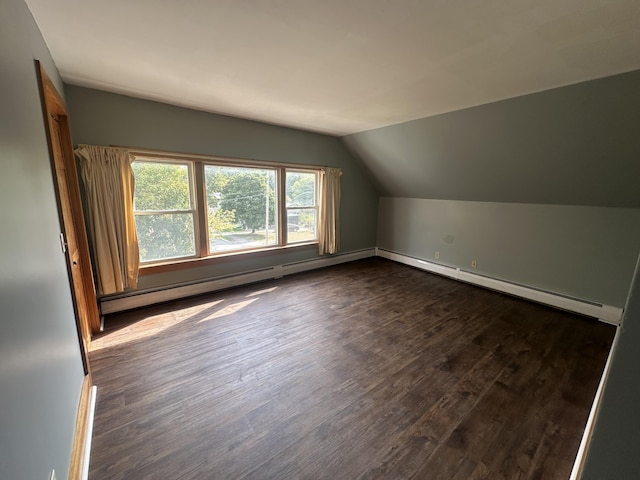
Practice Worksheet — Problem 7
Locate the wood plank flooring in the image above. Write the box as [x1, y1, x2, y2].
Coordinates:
[88, 258, 615, 480]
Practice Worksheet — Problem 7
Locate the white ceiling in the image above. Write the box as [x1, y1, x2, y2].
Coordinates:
[25, 0, 640, 136]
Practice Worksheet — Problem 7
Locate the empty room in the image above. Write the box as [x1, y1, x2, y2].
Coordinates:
[2, 0, 640, 479]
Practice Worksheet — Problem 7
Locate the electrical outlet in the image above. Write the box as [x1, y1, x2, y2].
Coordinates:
[471, 260, 477, 268]
[49, 470, 56, 480]
[435, 251, 440, 259]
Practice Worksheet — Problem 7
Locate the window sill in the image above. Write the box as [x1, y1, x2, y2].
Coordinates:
[138, 242, 319, 276]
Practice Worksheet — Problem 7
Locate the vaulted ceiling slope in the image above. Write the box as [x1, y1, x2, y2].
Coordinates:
[343, 70, 640, 207]
[25, 0, 640, 136]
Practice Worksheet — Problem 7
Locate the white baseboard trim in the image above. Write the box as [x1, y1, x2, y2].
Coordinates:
[569, 326, 621, 480]
[82, 386, 97, 480]
[376, 248, 623, 325]
[100, 246, 623, 325]
[100, 248, 376, 314]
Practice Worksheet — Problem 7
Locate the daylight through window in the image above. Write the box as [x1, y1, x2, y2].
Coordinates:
[205, 165, 278, 253]
[132, 156, 320, 264]
[132, 160, 196, 263]
[286, 170, 318, 244]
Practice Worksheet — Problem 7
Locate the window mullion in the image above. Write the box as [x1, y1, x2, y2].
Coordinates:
[194, 161, 208, 258]
[133, 157, 321, 265]
[278, 167, 286, 246]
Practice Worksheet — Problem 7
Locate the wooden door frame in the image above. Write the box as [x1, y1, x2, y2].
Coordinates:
[35, 61, 101, 349]
[36, 60, 101, 480]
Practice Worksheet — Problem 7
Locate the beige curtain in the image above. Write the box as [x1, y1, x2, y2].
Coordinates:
[318, 167, 342, 255]
[75, 145, 139, 295]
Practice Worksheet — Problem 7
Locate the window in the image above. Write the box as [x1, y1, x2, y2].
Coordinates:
[205, 165, 278, 253]
[286, 170, 318, 244]
[132, 156, 320, 265]
[132, 160, 196, 262]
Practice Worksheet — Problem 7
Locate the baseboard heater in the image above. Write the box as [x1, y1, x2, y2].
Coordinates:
[376, 248, 623, 326]
[100, 248, 376, 314]
[100, 247, 623, 325]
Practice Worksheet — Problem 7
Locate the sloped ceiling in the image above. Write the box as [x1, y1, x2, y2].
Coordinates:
[343, 70, 640, 207]
[24, 0, 640, 136]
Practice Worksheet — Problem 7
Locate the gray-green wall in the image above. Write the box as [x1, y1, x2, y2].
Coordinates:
[0, 1, 86, 479]
[12, 1, 639, 474]
[344, 72, 640, 308]
[378, 197, 640, 308]
[343, 70, 640, 207]
[65, 86, 378, 291]
[343, 71, 640, 476]
[581, 258, 640, 479]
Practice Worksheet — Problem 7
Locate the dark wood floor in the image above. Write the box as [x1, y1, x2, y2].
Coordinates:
[88, 258, 615, 480]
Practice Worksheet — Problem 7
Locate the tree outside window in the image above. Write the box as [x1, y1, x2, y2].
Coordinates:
[132, 158, 319, 264]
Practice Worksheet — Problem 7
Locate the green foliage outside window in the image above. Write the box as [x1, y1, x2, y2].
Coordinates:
[286, 171, 317, 235]
[132, 162, 195, 262]
[213, 169, 276, 233]
[205, 166, 277, 251]
[132, 162, 191, 210]
[286, 172, 315, 207]
[132, 160, 318, 262]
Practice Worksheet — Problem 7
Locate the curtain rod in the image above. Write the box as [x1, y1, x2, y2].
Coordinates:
[109, 144, 332, 170]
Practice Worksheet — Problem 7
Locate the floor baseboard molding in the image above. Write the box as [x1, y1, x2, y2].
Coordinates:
[69, 377, 97, 480]
[100, 246, 623, 325]
[100, 248, 376, 314]
[569, 326, 621, 479]
[376, 248, 623, 326]
[82, 385, 97, 480]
